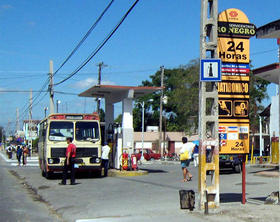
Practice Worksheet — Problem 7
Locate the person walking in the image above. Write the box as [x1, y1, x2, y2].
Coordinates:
[16, 145, 23, 166]
[101, 142, 111, 177]
[192, 141, 199, 167]
[179, 137, 195, 182]
[60, 137, 77, 185]
[22, 145, 29, 166]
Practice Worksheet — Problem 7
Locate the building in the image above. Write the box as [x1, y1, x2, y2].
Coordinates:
[23, 120, 40, 141]
[134, 132, 199, 154]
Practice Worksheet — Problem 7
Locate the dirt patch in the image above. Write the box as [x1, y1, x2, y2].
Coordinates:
[38, 185, 50, 190]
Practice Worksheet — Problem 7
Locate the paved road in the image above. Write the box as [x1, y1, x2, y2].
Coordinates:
[1, 151, 280, 222]
[0, 160, 61, 222]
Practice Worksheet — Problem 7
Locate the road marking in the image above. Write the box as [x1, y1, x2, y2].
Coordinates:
[0, 152, 39, 167]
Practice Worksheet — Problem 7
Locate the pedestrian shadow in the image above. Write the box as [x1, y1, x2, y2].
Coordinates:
[220, 193, 243, 203]
[139, 168, 167, 173]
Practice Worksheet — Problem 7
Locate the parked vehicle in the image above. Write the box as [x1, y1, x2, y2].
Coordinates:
[162, 152, 180, 161]
[134, 148, 161, 161]
[219, 155, 242, 173]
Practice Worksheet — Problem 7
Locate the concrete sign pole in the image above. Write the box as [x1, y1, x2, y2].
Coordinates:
[198, 0, 219, 209]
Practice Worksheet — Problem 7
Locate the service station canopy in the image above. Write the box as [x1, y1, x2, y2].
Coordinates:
[79, 85, 161, 103]
[253, 19, 280, 83]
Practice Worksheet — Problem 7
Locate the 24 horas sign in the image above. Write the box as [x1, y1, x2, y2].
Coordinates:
[218, 8, 255, 154]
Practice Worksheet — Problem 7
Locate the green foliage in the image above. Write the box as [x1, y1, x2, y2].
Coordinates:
[249, 71, 270, 133]
[135, 59, 200, 133]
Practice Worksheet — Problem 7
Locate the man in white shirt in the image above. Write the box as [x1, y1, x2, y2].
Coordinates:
[101, 141, 111, 177]
[179, 137, 195, 182]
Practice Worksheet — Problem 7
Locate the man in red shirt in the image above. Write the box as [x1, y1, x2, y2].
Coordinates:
[60, 137, 77, 185]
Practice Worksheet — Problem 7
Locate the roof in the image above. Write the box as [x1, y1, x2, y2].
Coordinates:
[256, 19, 280, 39]
[79, 85, 162, 103]
[252, 63, 280, 84]
[259, 104, 271, 117]
[134, 132, 199, 142]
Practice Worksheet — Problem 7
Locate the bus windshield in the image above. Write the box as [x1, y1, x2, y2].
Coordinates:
[75, 121, 99, 141]
[49, 122, 73, 141]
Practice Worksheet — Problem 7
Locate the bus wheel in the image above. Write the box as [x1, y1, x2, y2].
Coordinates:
[45, 171, 53, 179]
[96, 169, 102, 178]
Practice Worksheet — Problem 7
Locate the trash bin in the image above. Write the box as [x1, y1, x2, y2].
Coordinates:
[179, 190, 195, 211]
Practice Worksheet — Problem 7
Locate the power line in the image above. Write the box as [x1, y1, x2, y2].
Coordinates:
[53, 0, 114, 77]
[0, 90, 48, 93]
[54, 0, 140, 86]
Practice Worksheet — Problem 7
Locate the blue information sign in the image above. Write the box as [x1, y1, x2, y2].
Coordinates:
[200, 59, 221, 82]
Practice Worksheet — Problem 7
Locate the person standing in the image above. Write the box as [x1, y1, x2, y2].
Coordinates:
[60, 137, 77, 185]
[179, 137, 195, 182]
[16, 145, 23, 166]
[101, 142, 111, 177]
[192, 141, 199, 167]
[22, 146, 29, 166]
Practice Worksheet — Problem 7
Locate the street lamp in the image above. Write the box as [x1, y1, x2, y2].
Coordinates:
[56, 100, 61, 113]
[137, 99, 153, 161]
[44, 107, 48, 118]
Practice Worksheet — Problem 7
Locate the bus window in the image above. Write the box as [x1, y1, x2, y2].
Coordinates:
[75, 122, 99, 141]
[49, 122, 73, 141]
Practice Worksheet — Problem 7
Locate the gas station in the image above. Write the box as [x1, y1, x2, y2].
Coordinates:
[79, 84, 161, 169]
[253, 19, 280, 164]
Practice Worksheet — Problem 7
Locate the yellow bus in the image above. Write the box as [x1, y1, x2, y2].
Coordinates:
[38, 113, 102, 179]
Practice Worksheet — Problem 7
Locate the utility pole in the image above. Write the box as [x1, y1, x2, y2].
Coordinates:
[159, 66, 164, 155]
[49, 60, 55, 114]
[96, 62, 107, 114]
[198, 0, 219, 209]
[29, 89, 33, 153]
[16, 108, 20, 132]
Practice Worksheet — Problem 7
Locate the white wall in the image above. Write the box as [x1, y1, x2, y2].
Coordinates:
[270, 95, 279, 138]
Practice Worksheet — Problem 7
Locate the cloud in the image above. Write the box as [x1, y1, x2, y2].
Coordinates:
[71, 78, 115, 89]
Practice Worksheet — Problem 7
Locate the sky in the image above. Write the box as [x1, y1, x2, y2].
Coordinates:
[0, 0, 279, 133]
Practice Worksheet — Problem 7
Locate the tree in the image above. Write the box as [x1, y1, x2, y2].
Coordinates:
[135, 59, 200, 133]
[249, 71, 270, 133]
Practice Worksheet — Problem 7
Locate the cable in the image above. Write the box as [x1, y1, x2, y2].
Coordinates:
[0, 90, 48, 93]
[54, 0, 140, 86]
[53, 0, 114, 77]
[54, 91, 78, 95]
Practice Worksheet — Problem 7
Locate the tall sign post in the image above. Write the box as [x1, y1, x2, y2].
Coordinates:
[217, 8, 256, 204]
[198, 0, 220, 210]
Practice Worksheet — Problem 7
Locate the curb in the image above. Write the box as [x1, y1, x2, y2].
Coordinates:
[108, 169, 148, 177]
[249, 164, 278, 169]
[254, 171, 280, 178]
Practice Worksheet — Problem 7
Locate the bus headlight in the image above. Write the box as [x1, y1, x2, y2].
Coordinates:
[48, 158, 60, 164]
[90, 157, 100, 163]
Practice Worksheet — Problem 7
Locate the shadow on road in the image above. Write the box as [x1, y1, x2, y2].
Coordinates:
[138, 168, 168, 173]
[248, 168, 278, 174]
[47, 171, 103, 180]
[220, 193, 243, 203]
[114, 176, 184, 190]
[249, 196, 266, 202]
